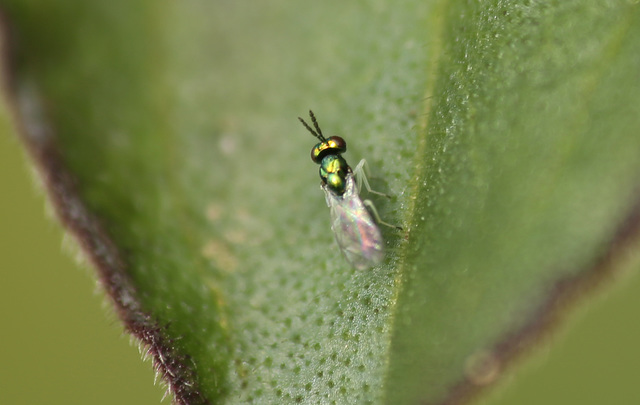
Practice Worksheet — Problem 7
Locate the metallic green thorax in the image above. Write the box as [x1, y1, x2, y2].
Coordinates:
[318, 154, 349, 195]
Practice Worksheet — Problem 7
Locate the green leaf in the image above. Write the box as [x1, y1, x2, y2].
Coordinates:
[2, 0, 640, 404]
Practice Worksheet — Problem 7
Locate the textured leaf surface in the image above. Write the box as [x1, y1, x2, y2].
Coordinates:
[2, 0, 640, 404]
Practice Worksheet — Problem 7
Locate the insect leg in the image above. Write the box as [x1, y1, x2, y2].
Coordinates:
[353, 159, 391, 198]
[362, 199, 403, 231]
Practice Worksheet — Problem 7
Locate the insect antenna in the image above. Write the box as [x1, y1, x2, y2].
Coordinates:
[298, 110, 327, 142]
[308, 110, 326, 139]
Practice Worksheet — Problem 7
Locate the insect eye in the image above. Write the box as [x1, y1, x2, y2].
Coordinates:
[310, 143, 325, 163]
[327, 136, 347, 153]
[310, 137, 348, 164]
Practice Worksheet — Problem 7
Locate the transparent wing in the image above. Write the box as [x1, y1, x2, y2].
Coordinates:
[323, 173, 384, 270]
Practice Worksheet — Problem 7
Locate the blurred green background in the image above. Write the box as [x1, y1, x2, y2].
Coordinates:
[2, 104, 640, 404]
[0, 110, 165, 404]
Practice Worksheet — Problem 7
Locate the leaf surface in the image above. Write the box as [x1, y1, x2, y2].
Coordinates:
[2, 0, 640, 404]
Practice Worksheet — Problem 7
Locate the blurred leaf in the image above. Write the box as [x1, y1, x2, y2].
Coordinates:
[1, 0, 640, 404]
